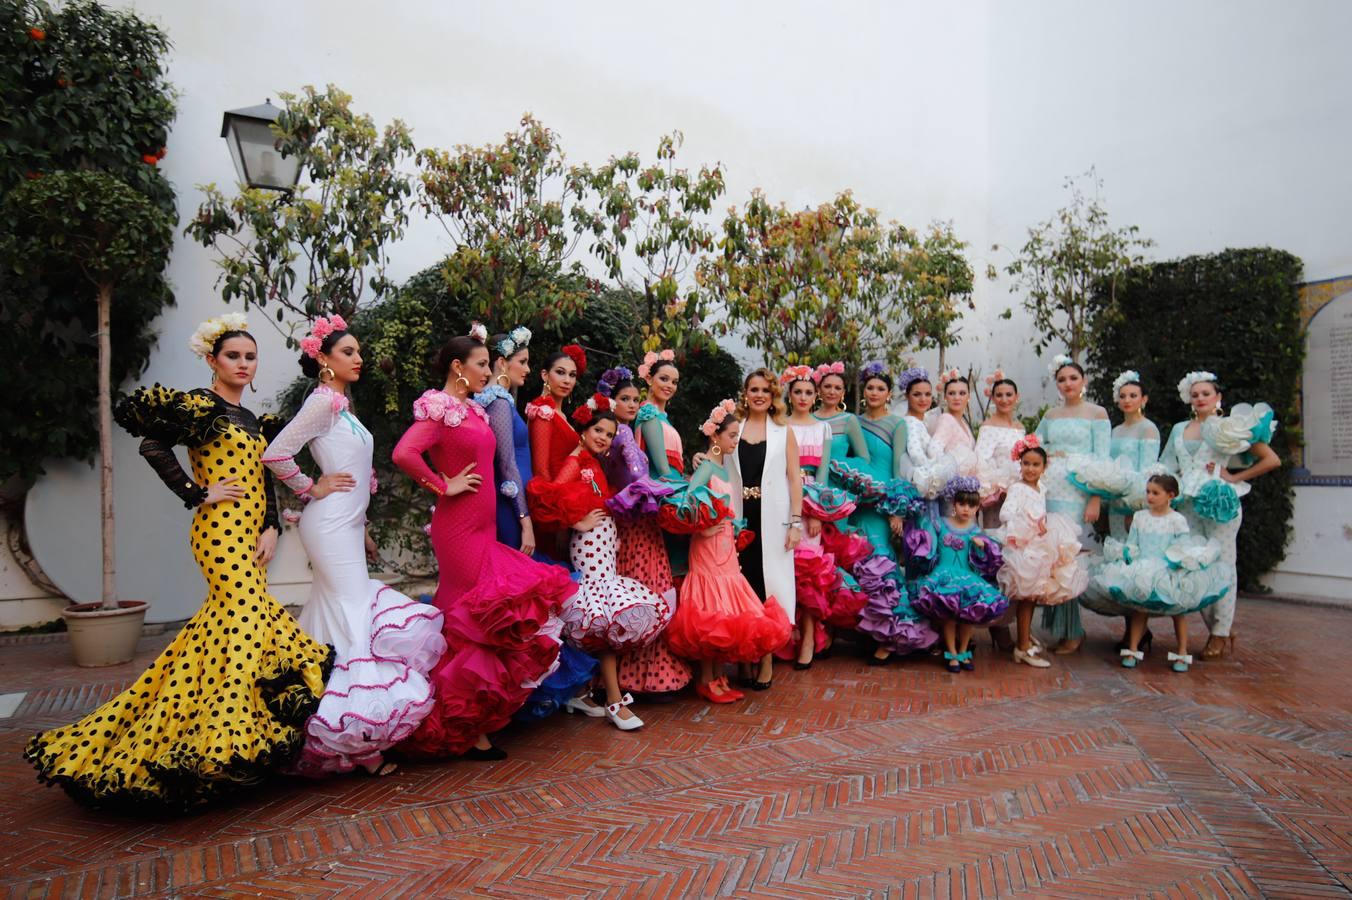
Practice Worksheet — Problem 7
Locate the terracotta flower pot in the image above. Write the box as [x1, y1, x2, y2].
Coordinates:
[60, 600, 149, 667]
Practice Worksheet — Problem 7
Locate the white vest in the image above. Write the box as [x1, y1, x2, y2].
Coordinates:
[729, 418, 796, 624]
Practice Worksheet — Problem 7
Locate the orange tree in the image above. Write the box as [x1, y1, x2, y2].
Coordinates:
[0, 0, 176, 482]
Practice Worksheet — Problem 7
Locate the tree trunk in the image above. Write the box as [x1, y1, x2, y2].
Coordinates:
[98, 282, 117, 609]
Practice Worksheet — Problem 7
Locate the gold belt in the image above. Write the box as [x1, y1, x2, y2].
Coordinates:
[743, 486, 762, 499]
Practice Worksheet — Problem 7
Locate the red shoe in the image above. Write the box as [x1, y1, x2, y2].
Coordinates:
[715, 676, 745, 700]
[695, 681, 740, 704]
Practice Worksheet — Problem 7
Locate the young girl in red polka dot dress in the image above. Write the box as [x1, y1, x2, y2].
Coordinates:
[528, 405, 675, 730]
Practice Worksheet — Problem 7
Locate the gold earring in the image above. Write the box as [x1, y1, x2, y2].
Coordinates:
[455, 376, 471, 392]
[319, 366, 336, 383]
[497, 374, 511, 388]
[711, 445, 722, 457]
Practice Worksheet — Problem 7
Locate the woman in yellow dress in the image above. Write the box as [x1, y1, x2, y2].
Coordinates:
[25, 314, 333, 812]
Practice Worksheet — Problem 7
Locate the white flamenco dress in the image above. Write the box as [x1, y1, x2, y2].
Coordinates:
[990, 481, 1088, 605]
[898, 415, 958, 500]
[264, 386, 445, 776]
[1091, 510, 1230, 618]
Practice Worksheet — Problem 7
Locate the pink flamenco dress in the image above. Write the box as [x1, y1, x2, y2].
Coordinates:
[662, 461, 792, 662]
[620, 403, 696, 694]
[778, 421, 868, 659]
[992, 481, 1088, 605]
[527, 451, 673, 653]
[263, 385, 445, 776]
[392, 390, 576, 758]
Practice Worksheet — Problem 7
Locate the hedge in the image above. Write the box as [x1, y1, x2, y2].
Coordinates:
[1088, 247, 1304, 590]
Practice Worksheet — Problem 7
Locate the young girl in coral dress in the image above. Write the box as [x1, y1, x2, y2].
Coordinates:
[994, 437, 1088, 669]
[392, 331, 575, 760]
[663, 402, 792, 703]
[907, 476, 1008, 673]
[528, 403, 674, 730]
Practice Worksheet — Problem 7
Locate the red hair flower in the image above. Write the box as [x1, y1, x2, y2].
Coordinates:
[571, 392, 610, 427]
[562, 343, 587, 376]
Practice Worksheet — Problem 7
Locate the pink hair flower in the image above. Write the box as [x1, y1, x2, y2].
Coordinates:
[299, 336, 323, 359]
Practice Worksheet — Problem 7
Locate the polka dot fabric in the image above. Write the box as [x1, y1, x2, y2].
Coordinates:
[26, 390, 333, 813]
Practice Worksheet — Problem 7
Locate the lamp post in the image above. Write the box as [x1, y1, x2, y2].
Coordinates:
[219, 99, 302, 190]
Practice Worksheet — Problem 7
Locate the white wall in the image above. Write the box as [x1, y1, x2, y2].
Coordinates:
[6, 0, 1348, 624]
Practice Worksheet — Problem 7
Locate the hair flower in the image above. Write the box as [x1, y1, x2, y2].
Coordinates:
[701, 398, 737, 436]
[779, 364, 817, 386]
[637, 348, 675, 383]
[597, 366, 633, 398]
[1047, 353, 1076, 376]
[467, 321, 489, 343]
[942, 474, 981, 500]
[495, 325, 532, 358]
[814, 361, 845, 382]
[1177, 370, 1218, 404]
[858, 361, 888, 384]
[562, 343, 588, 376]
[896, 366, 930, 394]
[571, 392, 611, 427]
[938, 367, 964, 389]
[299, 315, 348, 358]
[1112, 370, 1143, 397]
[187, 312, 250, 358]
[1010, 434, 1042, 461]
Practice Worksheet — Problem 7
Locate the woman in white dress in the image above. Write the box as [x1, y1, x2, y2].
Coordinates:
[264, 318, 446, 776]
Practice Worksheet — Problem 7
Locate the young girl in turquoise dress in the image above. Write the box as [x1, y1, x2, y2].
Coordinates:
[663, 402, 792, 703]
[1034, 356, 1112, 654]
[1094, 473, 1230, 672]
[1074, 371, 1162, 650]
[908, 476, 1008, 673]
[1158, 372, 1280, 660]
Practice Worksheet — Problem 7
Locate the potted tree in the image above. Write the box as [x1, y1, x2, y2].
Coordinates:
[1, 170, 174, 665]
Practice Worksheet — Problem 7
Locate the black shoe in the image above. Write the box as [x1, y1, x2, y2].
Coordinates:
[465, 745, 507, 761]
[793, 660, 812, 671]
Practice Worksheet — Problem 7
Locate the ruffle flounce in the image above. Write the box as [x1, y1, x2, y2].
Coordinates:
[820, 523, 875, 571]
[292, 585, 445, 778]
[114, 384, 222, 446]
[527, 478, 605, 530]
[657, 483, 735, 534]
[665, 582, 793, 664]
[996, 511, 1087, 605]
[605, 476, 677, 520]
[802, 482, 857, 522]
[1093, 535, 1231, 616]
[854, 555, 938, 653]
[1203, 402, 1277, 457]
[913, 573, 1009, 625]
[396, 549, 575, 758]
[1066, 455, 1139, 500]
[976, 455, 1020, 507]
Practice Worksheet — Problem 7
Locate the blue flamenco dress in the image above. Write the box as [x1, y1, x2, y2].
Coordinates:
[1091, 510, 1230, 618]
[908, 517, 1010, 626]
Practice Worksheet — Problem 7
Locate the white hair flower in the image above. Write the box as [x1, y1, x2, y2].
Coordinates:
[188, 312, 250, 357]
[1047, 353, 1076, 377]
[1112, 370, 1141, 396]
[1177, 371, 1218, 404]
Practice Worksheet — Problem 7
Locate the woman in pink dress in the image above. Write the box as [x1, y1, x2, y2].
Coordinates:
[929, 368, 979, 483]
[392, 330, 576, 760]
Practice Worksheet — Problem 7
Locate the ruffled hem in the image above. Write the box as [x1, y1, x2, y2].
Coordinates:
[527, 478, 605, 530]
[396, 550, 574, 758]
[26, 645, 334, 813]
[666, 587, 793, 663]
[819, 523, 875, 571]
[517, 644, 599, 720]
[561, 577, 673, 653]
[996, 512, 1087, 604]
[792, 542, 840, 622]
[913, 576, 1009, 625]
[1190, 479, 1241, 523]
[853, 555, 938, 653]
[1093, 539, 1232, 617]
[976, 457, 1019, 507]
[658, 483, 734, 534]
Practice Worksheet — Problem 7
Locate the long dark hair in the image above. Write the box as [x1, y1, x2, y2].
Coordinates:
[433, 335, 485, 381]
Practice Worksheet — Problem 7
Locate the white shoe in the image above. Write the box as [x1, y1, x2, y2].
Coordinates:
[565, 694, 606, 717]
[1013, 646, 1051, 668]
[605, 693, 644, 731]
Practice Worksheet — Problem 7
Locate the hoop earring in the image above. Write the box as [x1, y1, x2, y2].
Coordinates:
[455, 376, 471, 392]
[249, 382, 258, 393]
[210, 368, 218, 386]
[496, 374, 511, 388]
[319, 366, 336, 383]
[710, 445, 722, 457]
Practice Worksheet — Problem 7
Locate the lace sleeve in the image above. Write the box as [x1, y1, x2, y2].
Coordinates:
[639, 416, 674, 478]
[1138, 428, 1161, 472]
[262, 462, 281, 533]
[486, 399, 528, 516]
[1159, 423, 1183, 475]
[1091, 417, 1112, 459]
[262, 391, 334, 496]
[892, 418, 912, 480]
[528, 413, 554, 481]
[137, 437, 207, 508]
[845, 415, 870, 461]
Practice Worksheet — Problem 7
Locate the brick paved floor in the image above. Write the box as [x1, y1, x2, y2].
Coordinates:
[0, 597, 1348, 898]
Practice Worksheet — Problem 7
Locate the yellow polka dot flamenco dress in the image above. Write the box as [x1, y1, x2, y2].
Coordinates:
[24, 386, 333, 812]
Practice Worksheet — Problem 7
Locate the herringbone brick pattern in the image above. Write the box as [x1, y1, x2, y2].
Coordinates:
[1, 597, 1347, 898]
